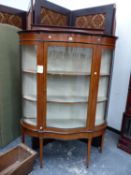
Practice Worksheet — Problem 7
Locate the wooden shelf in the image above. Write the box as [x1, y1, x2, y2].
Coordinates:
[47, 70, 91, 76]
[22, 95, 107, 103]
[47, 95, 107, 103]
[100, 73, 110, 77]
[22, 69, 36, 74]
[23, 116, 36, 119]
[23, 95, 37, 102]
[23, 118, 36, 125]
[22, 70, 110, 76]
[47, 95, 88, 103]
[48, 71, 110, 76]
[97, 97, 107, 102]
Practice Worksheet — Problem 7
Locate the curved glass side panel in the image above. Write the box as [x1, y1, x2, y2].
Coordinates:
[21, 45, 37, 126]
[100, 49, 112, 75]
[95, 49, 113, 126]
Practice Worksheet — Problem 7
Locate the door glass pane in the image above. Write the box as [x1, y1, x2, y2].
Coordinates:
[47, 103, 88, 129]
[95, 49, 113, 126]
[22, 45, 37, 72]
[21, 45, 37, 126]
[100, 49, 112, 75]
[46, 46, 92, 129]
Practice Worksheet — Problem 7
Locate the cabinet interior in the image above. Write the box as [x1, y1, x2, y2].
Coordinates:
[21, 44, 113, 128]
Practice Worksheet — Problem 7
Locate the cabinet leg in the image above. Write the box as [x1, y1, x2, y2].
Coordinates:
[39, 137, 43, 168]
[87, 138, 92, 168]
[99, 134, 104, 153]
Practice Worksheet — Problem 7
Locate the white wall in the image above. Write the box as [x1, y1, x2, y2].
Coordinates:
[0, 0, 30, 11]
[0, 0, 131, 130]
[106, 0, 131, 130]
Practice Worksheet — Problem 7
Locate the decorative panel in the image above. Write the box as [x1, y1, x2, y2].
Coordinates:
[40, 7, 68, 26]
[75, 13, 106, 29]
[0, 12, 22, 28]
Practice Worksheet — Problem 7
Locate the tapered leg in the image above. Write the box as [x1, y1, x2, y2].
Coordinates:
[87, 138, 92, 168]
[99, 134, 105, 153]
[39, 137, 43, 168]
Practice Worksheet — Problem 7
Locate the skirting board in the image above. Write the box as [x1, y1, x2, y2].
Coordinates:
[107, 126, 120, 135]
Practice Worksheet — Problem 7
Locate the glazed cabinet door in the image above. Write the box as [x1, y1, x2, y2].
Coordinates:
[21, 43, 44, 129]
[44, 43, 94, 129]
[95, 48, 114, 126]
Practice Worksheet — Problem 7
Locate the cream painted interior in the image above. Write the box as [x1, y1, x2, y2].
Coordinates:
[47, 103, 87, 128]
[47, 46, 92, 73]
[47, 75, 90, 99]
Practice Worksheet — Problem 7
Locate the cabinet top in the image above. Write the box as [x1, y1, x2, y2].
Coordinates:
[19, 26, 117, 39]
[19, 26, 117, 47]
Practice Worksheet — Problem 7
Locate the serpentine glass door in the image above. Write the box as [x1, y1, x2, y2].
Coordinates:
[21, 45, 37, 126]
[95, 48, 113, 126]
[46, 43, 93, 129]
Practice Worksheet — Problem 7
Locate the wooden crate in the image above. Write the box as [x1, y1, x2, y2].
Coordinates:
[0, 143, 37, 175]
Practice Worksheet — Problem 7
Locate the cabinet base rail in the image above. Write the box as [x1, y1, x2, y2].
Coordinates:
[21, 120, 106, 168]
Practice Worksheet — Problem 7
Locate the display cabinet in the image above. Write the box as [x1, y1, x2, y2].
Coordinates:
[19, 27, 116, 167]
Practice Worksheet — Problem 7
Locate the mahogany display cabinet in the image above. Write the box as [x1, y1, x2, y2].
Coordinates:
[19, 27, 117, 167]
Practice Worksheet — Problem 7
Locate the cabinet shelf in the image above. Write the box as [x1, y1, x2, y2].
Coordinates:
[97, 97, 107, 102]
[22, 70, 110, 76]
[23, 118, 36, 125]
[22, 69, 36, 74]
[100, 74, 110, 77]
[48, 71, 110, 76]
[47, 95, 107, 103]
[23, 116, 36, 119]
[22, 95, 107, 103]
[23, 95, 37, 102]
[48, 71, 91, 76]
[47, 95, 88, 103]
